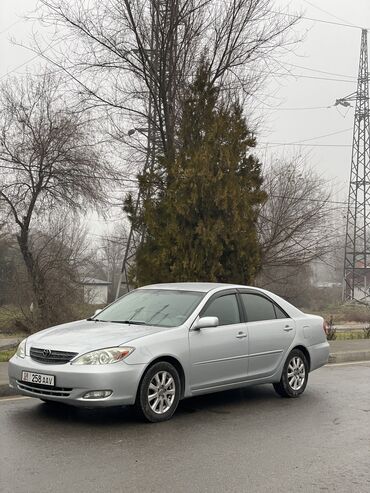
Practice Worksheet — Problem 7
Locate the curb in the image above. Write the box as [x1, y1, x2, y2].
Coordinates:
[0, 343, 18, 351]
[0, 384, 19, 398]
[328, 350, 370, 364]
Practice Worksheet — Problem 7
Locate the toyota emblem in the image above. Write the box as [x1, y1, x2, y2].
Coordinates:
[43, 349, 52, 357]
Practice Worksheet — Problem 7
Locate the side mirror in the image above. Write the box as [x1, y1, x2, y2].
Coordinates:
[94, 308, 102, 317]
[193, 316, 219, 330]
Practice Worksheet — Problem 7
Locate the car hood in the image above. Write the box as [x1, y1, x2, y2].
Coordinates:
[26, 319, 167, 353]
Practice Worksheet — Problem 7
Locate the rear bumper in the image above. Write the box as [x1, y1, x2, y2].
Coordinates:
[308, 341, 330, 371]
[8, 355, 146, 407]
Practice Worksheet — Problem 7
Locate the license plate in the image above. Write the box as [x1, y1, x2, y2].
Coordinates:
[22, 371, 55, 386]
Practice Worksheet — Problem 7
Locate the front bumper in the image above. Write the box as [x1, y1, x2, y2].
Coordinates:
[8, 355, 146, 407]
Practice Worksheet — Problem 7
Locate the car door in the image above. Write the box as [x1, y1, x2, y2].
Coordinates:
[239, 291, 296, 379]
[189, 291, 249, 392]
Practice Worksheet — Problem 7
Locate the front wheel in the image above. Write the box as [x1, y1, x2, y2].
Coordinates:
[135, 362, 181, 422]
[273, 349, 308, 398]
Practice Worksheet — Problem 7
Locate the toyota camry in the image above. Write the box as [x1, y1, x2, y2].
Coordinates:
[8, 283, 329, 422]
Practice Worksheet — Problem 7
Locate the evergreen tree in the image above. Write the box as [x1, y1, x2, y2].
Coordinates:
[133, 62, 266, 285]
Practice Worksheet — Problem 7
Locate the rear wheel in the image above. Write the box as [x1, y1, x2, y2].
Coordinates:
[135, 361, 181, 422]
[273, 349, 308, 398]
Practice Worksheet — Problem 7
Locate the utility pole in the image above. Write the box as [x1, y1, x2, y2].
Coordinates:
[115, 0, 179, 298]
[340, 29, 370, 302]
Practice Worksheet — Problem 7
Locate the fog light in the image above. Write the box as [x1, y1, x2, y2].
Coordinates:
[83, 390, 112, 399]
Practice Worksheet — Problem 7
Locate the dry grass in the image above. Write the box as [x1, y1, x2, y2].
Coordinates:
[0, 348, 16, 362]
[302, 304, 370, 324]
[0, 304, 104, 335]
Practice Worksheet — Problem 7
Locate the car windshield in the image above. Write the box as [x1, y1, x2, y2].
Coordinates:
[95, 289, 205, 328]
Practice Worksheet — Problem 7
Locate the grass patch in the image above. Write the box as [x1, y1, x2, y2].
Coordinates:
[0, 305, 25, 333]
[334, 331, 366, 340]
[0, 348, 16, 362]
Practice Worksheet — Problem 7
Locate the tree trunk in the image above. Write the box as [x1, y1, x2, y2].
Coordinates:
[17, 227, 52, 328]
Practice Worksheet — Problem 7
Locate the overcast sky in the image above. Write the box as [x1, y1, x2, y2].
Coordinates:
[1, 0, 370, 208]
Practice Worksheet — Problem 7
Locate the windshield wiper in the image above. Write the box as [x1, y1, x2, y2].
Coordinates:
[146, 305, 169, 323]
[110, 320, 148, 325]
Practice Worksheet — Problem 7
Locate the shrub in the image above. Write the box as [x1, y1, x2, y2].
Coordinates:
[363, 326, 370, 339]
[326, 326, 337, 341]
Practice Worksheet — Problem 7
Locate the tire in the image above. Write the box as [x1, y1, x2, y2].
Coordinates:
[273, 349, 309, 398]
[135, 361, 181, 422]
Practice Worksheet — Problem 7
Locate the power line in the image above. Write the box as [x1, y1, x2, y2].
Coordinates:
[0, 2, 365, 89]
[0, 163, 138, 183]
[270, 9, 366, 30]
[259, 68, 357, 84]
[0, 38, 62, 82]
[260, 127, 353, 148]
[301, 0, 357, 28]
[267, 194, 347, 206]
[0, 19, 22, 36]
[0, 4, 40, 37]
[284, 62, 356, 80]
[261, 142, 351, 149]
[0, 162, 349, 207]
[280, 127, 352, 144]
[269, 105, 332, 111]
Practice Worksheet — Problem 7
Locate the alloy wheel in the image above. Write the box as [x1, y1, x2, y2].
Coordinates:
[147, 370, 176, 414]
[287, 356, 306, 391]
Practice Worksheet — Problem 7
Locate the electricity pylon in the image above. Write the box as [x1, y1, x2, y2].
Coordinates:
[340, 29, 370, 302]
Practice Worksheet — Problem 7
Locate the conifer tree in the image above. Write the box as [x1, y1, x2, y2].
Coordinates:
[133, 62, 266, 285]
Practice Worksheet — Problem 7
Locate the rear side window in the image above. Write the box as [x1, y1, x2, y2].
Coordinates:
[202, 294, 240, 326]
[274, 304, 288, 319]
[241, 293, 278, 322]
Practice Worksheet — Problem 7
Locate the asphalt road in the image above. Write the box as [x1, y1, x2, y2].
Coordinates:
[0, 363, 369, 493]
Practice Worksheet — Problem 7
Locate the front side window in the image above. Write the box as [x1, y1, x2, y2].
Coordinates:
[96, 289, 205, 328]
[241, 293, 277, 322]
[202, 294, 240, 326]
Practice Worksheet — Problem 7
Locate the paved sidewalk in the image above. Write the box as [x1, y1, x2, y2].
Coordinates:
[328, 339, 370, 363]
[0, 362, 13, 397]
[1, 339, 370, 398]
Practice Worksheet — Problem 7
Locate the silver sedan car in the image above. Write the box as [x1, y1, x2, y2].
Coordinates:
[9, 283, 329, 422]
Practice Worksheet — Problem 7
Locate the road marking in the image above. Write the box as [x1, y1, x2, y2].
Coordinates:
[0, 396, 30, 402]
[326, 360, 370, 367]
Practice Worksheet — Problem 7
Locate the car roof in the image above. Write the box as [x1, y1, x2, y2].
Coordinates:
[138, 282, 304, 317]
[139, 282, 249, 293]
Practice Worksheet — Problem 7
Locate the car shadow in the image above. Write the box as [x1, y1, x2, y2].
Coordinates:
[9, 383, 306, 429]
[177, 385, 277, 415]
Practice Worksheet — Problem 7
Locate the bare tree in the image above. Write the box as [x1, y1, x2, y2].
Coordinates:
[4, 214, 94, 331]
[87, 225, 128, 302]
[0, 228, 18, 307]
[37, 0, 299, 159]
[30, 214, 92, 320]
[257, 156, 340, 290]
[0, 72, 114, 327]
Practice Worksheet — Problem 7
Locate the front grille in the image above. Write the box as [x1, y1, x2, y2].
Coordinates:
[30, 347, 78, 365]
[17, 380, 72, 397]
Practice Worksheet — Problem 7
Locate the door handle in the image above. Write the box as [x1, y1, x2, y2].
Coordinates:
[284, 326, 293, 332]
[236, 332, 248, 339]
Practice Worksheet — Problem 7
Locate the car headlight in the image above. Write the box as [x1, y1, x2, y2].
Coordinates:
[71, 347, 135, 365]
[16, 339, 27, 358]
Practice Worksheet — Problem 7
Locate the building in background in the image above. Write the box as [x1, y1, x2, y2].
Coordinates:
[82, 278, 111, 305]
